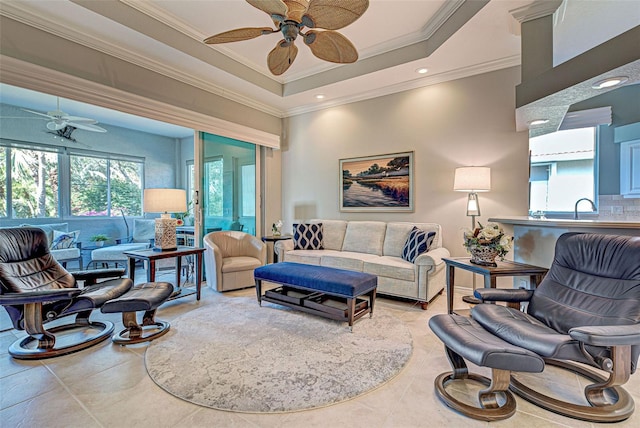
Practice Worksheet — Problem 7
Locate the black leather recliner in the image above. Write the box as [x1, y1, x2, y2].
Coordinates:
[472, 232, 640, 422]
[0, 227, 133, 359]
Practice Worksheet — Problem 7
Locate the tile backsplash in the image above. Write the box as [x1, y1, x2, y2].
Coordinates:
[598, 195, 640, 221]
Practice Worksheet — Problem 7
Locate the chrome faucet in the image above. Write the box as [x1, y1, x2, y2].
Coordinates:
[574, 198, 596, 219]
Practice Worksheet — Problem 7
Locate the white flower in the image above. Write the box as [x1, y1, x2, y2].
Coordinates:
[479, 226, 499, 240]
[499, 235, 512, 250]
[462, 228, 474, 240]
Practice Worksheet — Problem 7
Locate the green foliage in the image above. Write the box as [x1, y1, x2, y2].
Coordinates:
[10, 148, 58, 218]
[89, 234, 109, 242]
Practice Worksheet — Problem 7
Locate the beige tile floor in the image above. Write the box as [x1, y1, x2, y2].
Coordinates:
[1, 269, 638, 428]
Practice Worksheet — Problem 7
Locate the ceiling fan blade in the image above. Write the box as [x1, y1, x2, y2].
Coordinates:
[304, 30, 358, 63]
[204, 27, 274, 44]
[246, 0, 288, 18]
[303, 0, 369, 30]
[61, 115, 98, 124]
[267, 40, 298, 75]
[68, 121, 107, 133]
[283, 0, 309, 22]
[22, 108, 54, 119]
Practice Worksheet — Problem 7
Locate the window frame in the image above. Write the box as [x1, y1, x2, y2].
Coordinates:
[528, 126, 599, 216]
[0, 139, 145, 220]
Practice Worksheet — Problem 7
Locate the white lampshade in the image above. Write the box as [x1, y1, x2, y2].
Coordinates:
[453, 167, 491, 192]
[143, 188, 187, 252]
[143, 189, 187, 213]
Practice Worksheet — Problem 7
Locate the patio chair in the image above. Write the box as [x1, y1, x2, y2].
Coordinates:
[88, 219, 155, 270]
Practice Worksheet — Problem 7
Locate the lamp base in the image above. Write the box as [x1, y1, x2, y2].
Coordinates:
[154, 215, 177, 252]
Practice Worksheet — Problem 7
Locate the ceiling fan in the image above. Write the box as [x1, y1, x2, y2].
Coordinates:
[22, 98, 107, 134]
[204, 0, 369, 75]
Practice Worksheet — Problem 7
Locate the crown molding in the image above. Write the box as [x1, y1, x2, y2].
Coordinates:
[285, 55, 521, 117]
[0, 1, 283, 118]
[120, 0, 281, 83]
[0, 55, 280, 148]
[510, 0, 563, 23]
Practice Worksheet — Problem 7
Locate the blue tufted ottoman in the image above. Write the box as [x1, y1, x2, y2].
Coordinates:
[254, 262, 377, 330]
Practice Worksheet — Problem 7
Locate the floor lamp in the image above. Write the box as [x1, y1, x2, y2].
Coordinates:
[453, 167, 491, 301]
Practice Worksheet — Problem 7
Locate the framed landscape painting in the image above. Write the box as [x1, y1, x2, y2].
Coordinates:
[340, 151, 414, 212]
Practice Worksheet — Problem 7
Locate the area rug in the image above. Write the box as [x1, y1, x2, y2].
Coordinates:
[145, 297, 413, 413]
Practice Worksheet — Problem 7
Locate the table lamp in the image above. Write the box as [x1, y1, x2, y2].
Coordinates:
[143, 188, 187, 251]
[453, 167, 491, 229]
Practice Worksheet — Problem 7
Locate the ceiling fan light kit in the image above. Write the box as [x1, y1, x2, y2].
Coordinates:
[204, 0, 369, 75]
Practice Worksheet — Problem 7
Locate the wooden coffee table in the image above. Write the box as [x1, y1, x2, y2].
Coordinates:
[124, 246, 205, 301]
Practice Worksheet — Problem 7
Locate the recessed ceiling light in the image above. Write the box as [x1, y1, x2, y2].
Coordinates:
[591, 76, 629, 89]
[529, 119, 549, 126]
[415, 68, 429, 74]
[315, 94, 325, 100]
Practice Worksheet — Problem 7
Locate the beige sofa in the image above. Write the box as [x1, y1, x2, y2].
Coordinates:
[275, 220, 450, 309]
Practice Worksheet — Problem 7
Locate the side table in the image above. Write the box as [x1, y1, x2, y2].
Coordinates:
[443, 257, 548, 315]
[124, 246, 205, 301]
[261, 235, 293, 263]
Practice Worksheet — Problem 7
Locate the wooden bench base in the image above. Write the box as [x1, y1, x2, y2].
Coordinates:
[254, 263, 377, 331]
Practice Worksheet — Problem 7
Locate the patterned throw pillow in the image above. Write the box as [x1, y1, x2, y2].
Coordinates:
[293, 223, 324, 250]
[402, 227, 435, 263]
[51, 230, 80, 250]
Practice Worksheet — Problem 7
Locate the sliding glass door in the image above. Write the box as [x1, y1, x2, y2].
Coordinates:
[197, 132, 258, 241]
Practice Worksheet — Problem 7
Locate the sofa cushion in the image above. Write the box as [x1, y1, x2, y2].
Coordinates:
[51, 229, 80, 250]
[341, 221, 386, 256]
[222, 256, 263, 273]
[284, 249, 326, 265]
[293, 223, 324, 250]
[311, 219, 347, 251]
[384, 222, 441, 256]
[402, 227, 435, 263]
[364, 256, 416, 282]
[321, 252, 379, 271]
[50, 247, 80, 262]
[21, 223, 68, 245]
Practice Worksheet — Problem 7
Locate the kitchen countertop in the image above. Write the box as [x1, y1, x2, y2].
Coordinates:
[488, 216, 640, 229]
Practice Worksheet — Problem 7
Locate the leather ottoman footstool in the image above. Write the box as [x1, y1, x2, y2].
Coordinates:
[429, 314, 545, 421]
[101, 282, 173, 344]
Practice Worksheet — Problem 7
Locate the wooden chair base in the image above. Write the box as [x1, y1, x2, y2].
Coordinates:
[510, 359, 635, 423]
[112, 310, 170, 345]
[9, 320, 114, 360]
[434, 371, 517, 421]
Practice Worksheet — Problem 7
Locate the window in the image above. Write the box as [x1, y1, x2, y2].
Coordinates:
[529, 127, 597, 214]
[70, 154, 143, 217]
[204, 157, 223, 217]
[0, 141, 144, 219]
[0, 144, 60, 219]
[186, 161, 194, 207]
[0, 148, 6, 217]
[241, 164, 255, 217]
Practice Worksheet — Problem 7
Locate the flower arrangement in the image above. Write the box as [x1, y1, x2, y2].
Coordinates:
[174, 200, 194, 226]
[272, 219, 283, 236]
[462, 222, 513, 262]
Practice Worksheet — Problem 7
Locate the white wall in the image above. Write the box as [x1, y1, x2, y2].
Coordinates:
[282, 66, 530, 258]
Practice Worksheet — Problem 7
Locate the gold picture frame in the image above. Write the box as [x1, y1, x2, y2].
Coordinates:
[339, 151, 414, 212]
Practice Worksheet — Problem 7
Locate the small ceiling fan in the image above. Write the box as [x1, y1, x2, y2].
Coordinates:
[204, 0, 369, 75]
[22, 98, 107, 134]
